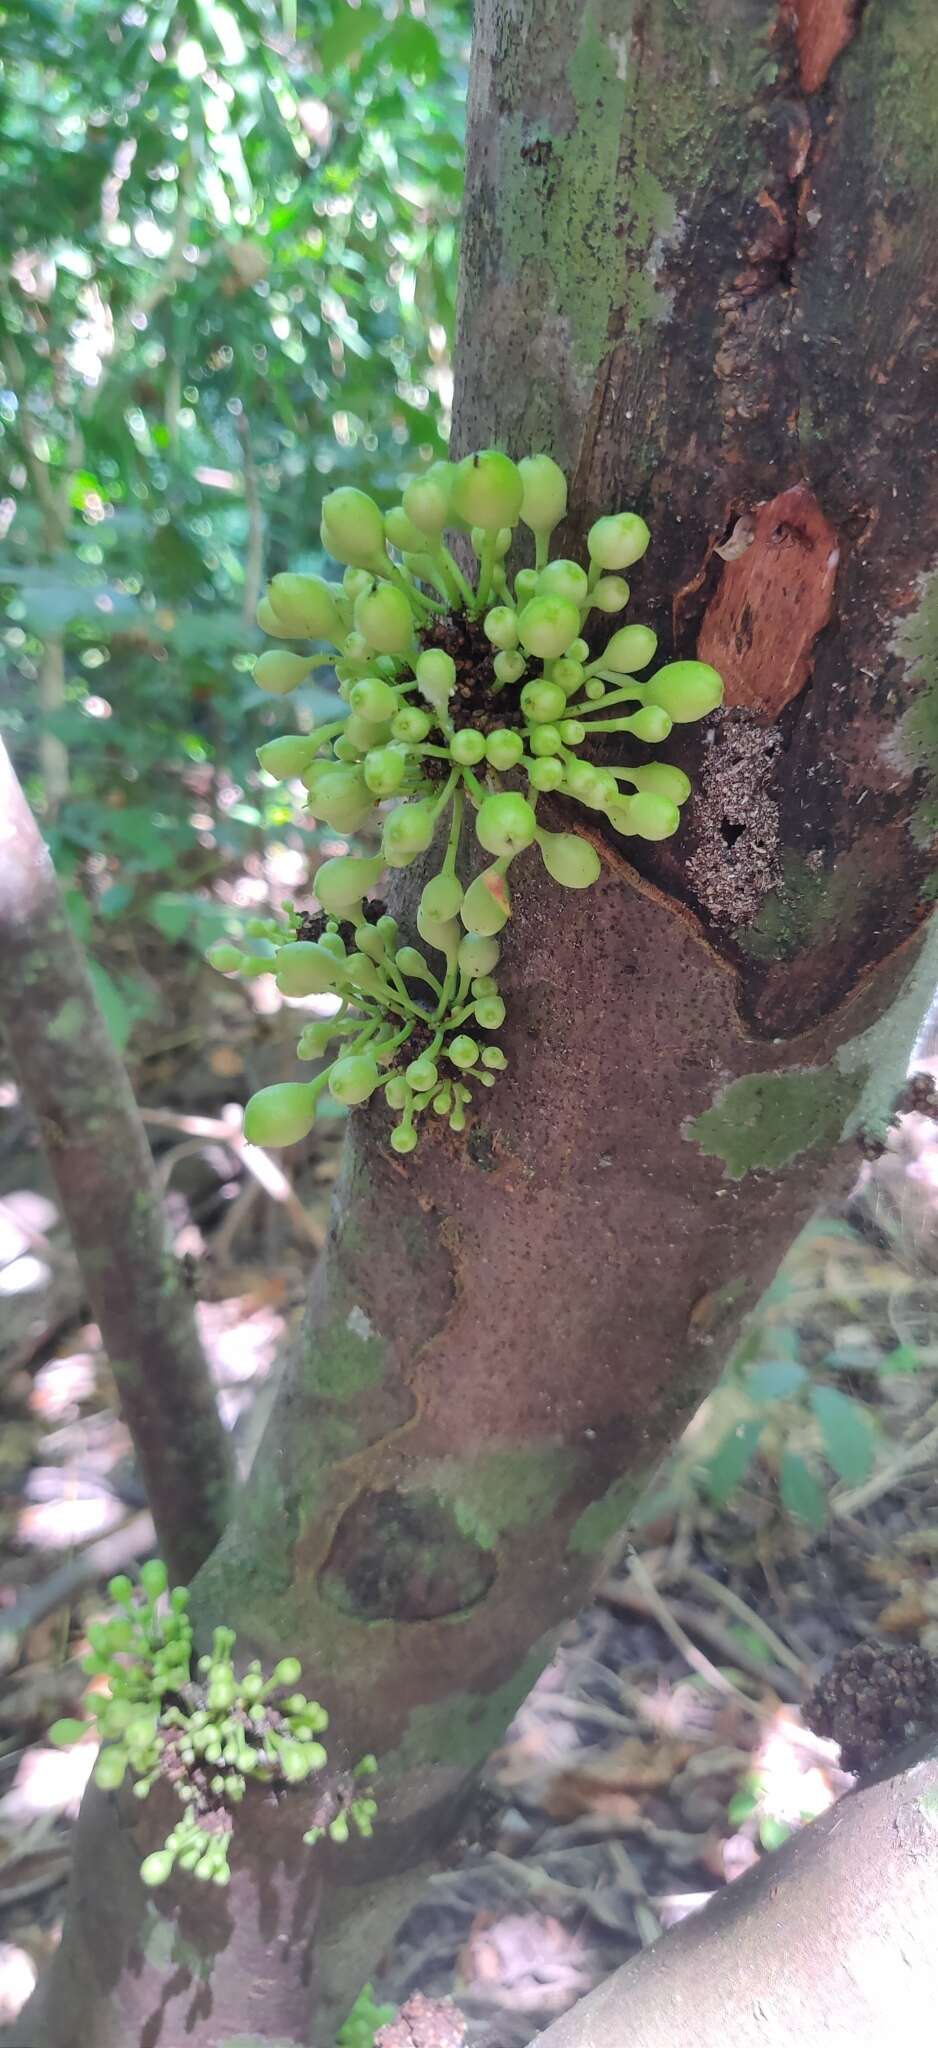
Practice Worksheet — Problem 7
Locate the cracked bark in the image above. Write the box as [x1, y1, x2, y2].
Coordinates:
[23, 2, 938, 2042]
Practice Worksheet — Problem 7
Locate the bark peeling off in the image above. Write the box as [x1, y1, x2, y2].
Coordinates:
[697, 485, 839, 717]
[782, 0, 862, 94]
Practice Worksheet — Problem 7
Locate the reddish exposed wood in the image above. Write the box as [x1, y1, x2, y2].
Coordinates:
[783, 0, 860, 94]
[697, 486, 840, 720]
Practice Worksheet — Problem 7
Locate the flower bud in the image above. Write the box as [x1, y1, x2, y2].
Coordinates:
[624, 705, 671, 743]
[552, 657, 585, 692]
[592, 574, 630, 613]
[451, 449, 524, 531]
[517, 594, 580, 660]
[268, 573, 344, 641]
[320, 486, 385, 566]
[406, 1055, 439, 1092]
[254, 652, 316, 696]
[588, 512, 651, 570]
[612, 791, 681, 840]
[390, 1124, 417, 1154]
[385, 1076, 409, 1109]
[448, 1034, 480, 1069]
[629, 762, 692, 804]
[528, 725, 563, 756]
[382, 798, 436, 866]
[415, 648, 456, 713]
[600, 624, 658, 673]
[140, 1559, 168, 1600]
[384, 506, 428, 553]
[402, 461, 455, 534]
[528, 756, 564, 792]
[645, 660, 724, 722]
[558, 718, 586, 745]
[474, 994, 506, 1028]
[391, 706, 432, 743]
[256, 596, 295, 638]
[460, 867, 511, 935]
[493, 649, 526, 684]
[141, 1851, 175, 1888]
[450, 727, 486, 765]
[458, 932, 500, 977]
[476, 791, 538, 857]
[348, 675, 398, 723]
[518, 453, 567, 534]
[244, 1081, 318, 1148]
[363, 745, 408, 796]
[276, 942, 344, 997]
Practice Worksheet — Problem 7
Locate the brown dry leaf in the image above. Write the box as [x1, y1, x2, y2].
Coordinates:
[876, 1588, 931, 1634]
[544, 1735, 694, 1821]
[458, 1912, 594, 2012]
[208, 1044, 243, 1076]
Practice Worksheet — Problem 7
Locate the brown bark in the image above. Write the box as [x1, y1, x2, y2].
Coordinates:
[0, 738, 234, 1583]
[529, 1745, 938, 2048]
[23, 0, 938, 2041]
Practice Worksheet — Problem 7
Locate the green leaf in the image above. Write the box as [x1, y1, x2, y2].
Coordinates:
[86, 960, 133, 1050]
[318, 1, 383, 71]
[745, 1359, 807, 1402]
[727, 1786, 760, 1825]
[780, 1452, 828, 1529]
[880, 1344, 923, 1376]
[758, 1815, 791, 1852]
[49, 1718, 89, 1746]
[702, 1417, 764, 1506]
[809, 1385, 875, 1485]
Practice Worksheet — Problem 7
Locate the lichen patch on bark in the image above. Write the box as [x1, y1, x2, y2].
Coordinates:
[684, 711, 783, 926]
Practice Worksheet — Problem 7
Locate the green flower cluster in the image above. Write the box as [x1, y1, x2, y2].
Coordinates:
[215, 448, 723, 1152]
[49, 1562, 376, 1889]
[336, 1985, 397, 2048]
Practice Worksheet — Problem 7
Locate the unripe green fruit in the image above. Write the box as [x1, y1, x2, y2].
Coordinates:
[318, 929, 347, 962]
[320, 486, 385, 566]
[537, 558, 589, 605]
[588, 512, 651, 570]
[354, 584, 415, 655]
[517, 594, 580, 660]
[460, 867, 511, 935]
[450, 727, 486, 765]
[601, 623, 658, 673]
[481, 1046, 507, 1070]
[256, 596, 295, 638]
[564, 761, 604, 804]
[625, 705, 672, 743]
[385, 1076, 409, 1109]
[458, 932, 500, 977]
[474, 994, 506, 1029]
[94, 1745, 128, 1791]
[417, 904, 460, 957]
[521, 679, 567, 724]
[315, 853, 384, 913]
[493, 649, 526, 684]
[256, 734, 320, 779]
[630, 761, 692, 804]
[384, 506, 428, 552]
[471, 975, 498, 998]
[528, 756, 564, 792]
[298, 1021, 337, 1061]
[402, 461, 455, 535]
[617, 790, 681, 840]
[645, 660, 724, 722]
[276, 942, 344, 997]
[514, 568, 539, 606]
[476, 791, 537, 856]
[141, 1851, 174, 1888]
[207, 942, 244, 974]
[553, 657, 585, 691]
[244, 1082, 318, 1148]
[382, 798, 436, 866]
[307, 765, 374, 833]
[342, 631, 370, 662]
[406, 1055, 439, 1092]
[528, 724, 563, 756]
[329, 1054, 381, 1105]
[344, 953, 382, 997]
[344, 712, 390, 753]
[364, 745, 408, 796]
[278, 1740, 313, 1783]
[483, 605, 519, 650]
[140, 1559, 168, 1600]
[451, 449, 524, 531]
[591, 769, 620, 808]
[592, 574, 630, 613]
[343, 567, 373, 601]
[333, 734, 363, 762]
[349, 675, 398, 722]
[391, 706, 432, 743]
[518, 453, 567, 534]
[396, 947, 427, 978]
[268, 573, 344, 640]
[485, 727, 525, 770]
[390, 1124, 417, 1154]
[448, 1034, 480, 1069]
[254, 651, 315, 696]
[537, 830, 601, 888]
[559, 718, 586, 745]
[420, 872, 464, 921]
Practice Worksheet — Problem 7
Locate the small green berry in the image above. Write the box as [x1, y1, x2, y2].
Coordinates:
[460, 868, 511, 935]
[348, 676, 399, 723]
[528, 725, 563, 757]
[391, 706, 432, 743]
[521, 679, 567, 724]
[537, 558, 589, 605]
[140, 1559, 168, 1601]
[363, 745, 408, 796]
[481, 1046, 507, 1070]
[448, 1034, 480, 1069]
[329, 1054, 381, 1106]
[254, 651, 315, 696]
[518, 453, 567, 534]
[600, 624, 658, 673]
[450, 728, 486, 766]
[476, 792, 538, 857]
[588, 512, 651, 570]
[474, 995, 506, 1029]
[592, 574, 630, 612]
[141, 1851, 175, 1888]
[493, 649, 526, 684]
[558, 718, 586, 745]
[315, 854, 384, 914]
[384, 506, 427, 553]
[629, 762, 692, 804]
[517, 594, 580, 661]
[485, 728, 524, 770]
[645, 660, 724, 722]
[420, 873, 464, 921]
[244, 1082, 318, 1149]
[320, 486, 385, 567]
[406, 1055, 439, 1092]
[276, 942, 344, 997]
[458, 932, 500, 977]
[382, 799, 436, 867]
[256, 734, 320, 779]
[390, 1123, 417, 1154]
[483, 605, 519, 650]
[267, 572, 344, 640]
[206, 942, 244, 975]
[354, 585, 416, 655]
[537, 831, 601, 889]
[527, 757, 565, 792]
[402, 461, 455, 534]
[624, 706, 672, 743]
[272, 1657, 302, 1687]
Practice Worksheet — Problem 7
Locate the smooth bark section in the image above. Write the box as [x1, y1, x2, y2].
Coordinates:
[530, 1748, 938, 2048]
[0, 738, 233, 1582]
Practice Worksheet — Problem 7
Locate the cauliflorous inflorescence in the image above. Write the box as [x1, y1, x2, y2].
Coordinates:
[50, 1561, 376, 1888]
[213, 450, 724, 1153]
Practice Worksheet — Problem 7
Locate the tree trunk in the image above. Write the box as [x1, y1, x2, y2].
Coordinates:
[25, 0, 938, 2041]
[0, 739, 234, 1583]
[529, 1744, 938, 2048]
